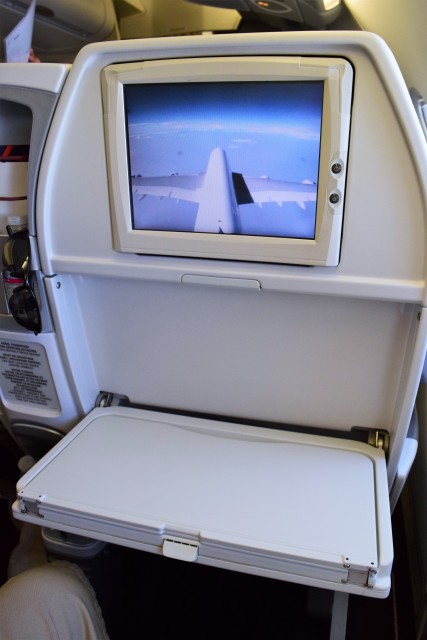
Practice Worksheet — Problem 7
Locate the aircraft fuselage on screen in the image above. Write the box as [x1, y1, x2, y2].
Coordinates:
[131, 147, 317, 234]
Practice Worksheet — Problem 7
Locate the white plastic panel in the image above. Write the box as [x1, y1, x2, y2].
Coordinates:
[0, 330, 81, 431]
[29, 33, 427, 488]
[0, 64, 79, 434]
[6, 32, 425, 602]
[14, 406, 393, 597]
[37, 33, 427, 299]
[49, 276, 415, 434]
[0, 63, 68, 93]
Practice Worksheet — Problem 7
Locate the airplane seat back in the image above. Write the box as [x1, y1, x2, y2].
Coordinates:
[0, 31, 426, 600]
[32, 32, 427, 483]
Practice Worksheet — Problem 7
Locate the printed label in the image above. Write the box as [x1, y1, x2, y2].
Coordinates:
[0, 340, 60, 410]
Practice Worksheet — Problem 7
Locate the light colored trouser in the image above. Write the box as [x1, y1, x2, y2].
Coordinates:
[0, 561, 109, 640]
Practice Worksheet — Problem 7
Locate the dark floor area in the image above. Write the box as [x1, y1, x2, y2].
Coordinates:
[86, 542, 404, 640]
[95, 547, 331, 639]
[0, 423, 20, 586]
[101, 548, 333, 639]
[0, 421, 417, 639]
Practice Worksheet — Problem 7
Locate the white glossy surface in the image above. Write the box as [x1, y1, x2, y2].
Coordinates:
[16, 406, 392, 595]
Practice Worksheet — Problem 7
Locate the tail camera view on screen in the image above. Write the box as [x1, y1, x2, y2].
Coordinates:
[125, 82, 323, 239]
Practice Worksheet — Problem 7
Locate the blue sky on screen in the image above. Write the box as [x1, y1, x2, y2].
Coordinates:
[125, 81, 323, 238]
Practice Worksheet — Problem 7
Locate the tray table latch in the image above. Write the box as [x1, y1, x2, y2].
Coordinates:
[162, 537, 199, 562]
[17, 490, 45, 517]
[342, 565, 377, 589]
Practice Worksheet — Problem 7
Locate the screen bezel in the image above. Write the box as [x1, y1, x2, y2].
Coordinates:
[102, 56, 353, 266]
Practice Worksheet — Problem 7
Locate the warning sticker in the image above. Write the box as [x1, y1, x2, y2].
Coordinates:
[0, 340, 60, 411]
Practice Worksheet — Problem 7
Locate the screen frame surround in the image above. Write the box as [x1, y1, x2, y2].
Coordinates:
[102, 55, 353, 266]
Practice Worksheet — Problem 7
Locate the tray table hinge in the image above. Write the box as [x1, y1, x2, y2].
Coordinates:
[367, 429, 390, 455]
[95, 391, 129, 408]
[341, 565, 377, 589]
[17, 490, 45, 518]
[162, 537, 199, 562]
[351, 427, 390, 458]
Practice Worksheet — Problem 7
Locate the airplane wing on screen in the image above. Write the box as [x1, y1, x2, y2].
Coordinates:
[132, 173, 317, 209]
[242, 176, 317, 210]
[132, 174, 204, 203]
[131, 149, 317, 211]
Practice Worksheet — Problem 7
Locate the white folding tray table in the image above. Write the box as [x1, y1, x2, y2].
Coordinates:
[13, 406, 393, 598]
